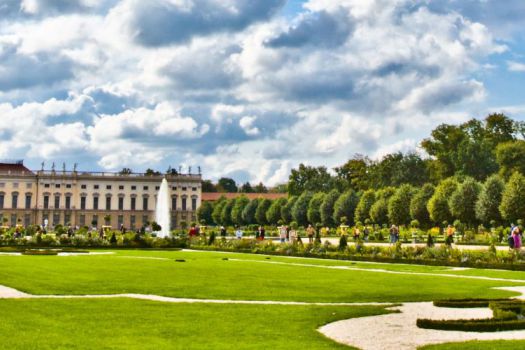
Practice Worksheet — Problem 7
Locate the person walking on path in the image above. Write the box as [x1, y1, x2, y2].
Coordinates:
[279, 225, 287, 243]
[258, 226, 265, 240]
[445, 225, 455, 247]
[220, 226, 226, 238]
[512, 226, 522, 250]
[363, 226, 370, 242]
[306, 224, 315, 244]
[389, 225, 396, 243]
[235, 226, 243, 240]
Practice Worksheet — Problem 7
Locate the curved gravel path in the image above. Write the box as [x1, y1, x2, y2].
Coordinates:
[319, 286, 525, 350]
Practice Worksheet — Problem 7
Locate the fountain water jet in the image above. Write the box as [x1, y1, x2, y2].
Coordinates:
[155, 178, 170, 238]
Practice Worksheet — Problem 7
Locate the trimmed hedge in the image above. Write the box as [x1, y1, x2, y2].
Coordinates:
[433, 298, 515, 308]
[416, 318, 525, 332]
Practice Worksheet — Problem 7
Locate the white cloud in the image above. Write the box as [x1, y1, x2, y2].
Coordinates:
[239, 116, 260, 136]
[507, 61, 525, 72]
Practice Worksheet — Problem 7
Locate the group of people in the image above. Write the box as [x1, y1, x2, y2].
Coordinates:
[389, 225, 400, 243]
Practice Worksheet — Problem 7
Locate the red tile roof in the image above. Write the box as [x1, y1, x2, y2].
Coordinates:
[0, 162, 33, 174]
[202, 192, 287, 201]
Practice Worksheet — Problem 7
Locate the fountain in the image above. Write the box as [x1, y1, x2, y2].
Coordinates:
[155, 178, 171, 238]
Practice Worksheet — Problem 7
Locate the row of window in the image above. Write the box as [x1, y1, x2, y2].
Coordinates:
[0, 182, 32, 189]
[43, 183, 198, 191]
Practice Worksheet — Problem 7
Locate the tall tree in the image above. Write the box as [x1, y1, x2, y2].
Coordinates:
[320, 189, 340, 227]
[495, 140, 525, 179]
[333, 155, 371, 191]
[255, 199, 272, 225]
[231, 196, 250, 225]
[220, 198, 236, 226]
[280, 196, 297, 224]
[288, 164, 333, 196]
[499, 172, 525, 224]
[332, 190, 359, 226]
[354, 189, 375, 224]
[292, 192, 314, 226]
[201, 180, 217, 192]
[427, 178, 459, 224]
[211, 197, 227, 225]
[307, 192, 326, 225]
[387, 184, 415, 226]
[449, 178, 481, 227]
[409, 184, 434, 228]
[476, 175, 505, 225]
[370, 198, 389, 226]
[196, 201, 213, 225]
[266, 198, 287, 225]
[254, 182, 268, 193]
[242, 199, 259, 224]
[240, 182, 254, 193]
[217, 177, 238, 193]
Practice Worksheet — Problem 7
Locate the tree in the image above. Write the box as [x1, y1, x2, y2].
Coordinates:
[240, 182, 254, 193]
[255, 199, 272, 225]
[388, 184, 415, 225]
[369, 152, 430, 188]
[370, 198, 388, 226]
[333, 155, 371, 191]
[421, 124, 466, 180]
[292, 191, 314, 226]
[427, 178, 459, 224]
[500, 172, 525, 224]
[333, 190, 359, 226]
[496, 140, 525, 179]
[231, 195, 250, 225]
[242, 199, 259, 224]
[288, 164, 334, 196]
[307, 192, 326, 225]
[409, 184, 434, 228]
[281, 196, 297, 224]
[202, 180, 217, 192]
[197, 201, 213, 225]
[220, 198, 236, 226]
[211, 197, 227, 225]
[266, 198, 287, 225]
[217, 177, 238, 193]
[449, 178, 481, 228]
[320, 189, 340, 227]
[476, 175, 505, 225]
[254, 182, 268, 193]
[354, 189, 375, 224]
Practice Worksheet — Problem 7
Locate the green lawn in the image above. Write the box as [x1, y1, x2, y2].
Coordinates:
[0, 299, 386, 349]
[1, 249, 525, 349]
[0, 250, 521, 302]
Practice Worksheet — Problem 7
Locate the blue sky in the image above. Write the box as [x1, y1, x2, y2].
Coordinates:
[0, 0, 524, 185]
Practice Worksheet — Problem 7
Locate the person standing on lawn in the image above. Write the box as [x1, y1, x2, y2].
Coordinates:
[306, 224, 315, 244]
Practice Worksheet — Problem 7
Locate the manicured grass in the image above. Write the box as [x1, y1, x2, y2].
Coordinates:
[0, 250, 521, 302]
[420, 340, 525, 349]
[0, 299, 387, 349]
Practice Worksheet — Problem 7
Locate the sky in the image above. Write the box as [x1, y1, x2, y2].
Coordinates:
[1, 0, 525, 185]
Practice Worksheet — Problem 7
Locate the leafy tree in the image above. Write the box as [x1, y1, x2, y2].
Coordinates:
[266, 198, 287, 225]
[292, 191, 314, 226]
[288, 164, 333, 196]
[409, 184, 434, 228]
[320, 189, 340, 227]
[476, 175, 505, 225]
[388, 184, 415, 225]
[354, 189, 375, 224]
[254, 182, 268, 193]
[217, 177, 238, 193]
[496, 140, 525, 179]
[500, 172, 525, 224]
[211, 197, 227, 225]
[332, 190, 359, 226]
[307, 192, 326, 225]
[255, 199, 272, 225]
[196, 201, 213, 225]
[240, 182, 254, 193]
[281, 196, 297, 224]
[421, 124, 466, 180]
[231, 195, 250, 225]
[333, 155, 371, 191]
[449, 177, 481, 228]
[370, 198, 388, 225]
[427, 178, 459, 224]
[220, 198, 236, 225]
[369, 152, 430, 188]
[201, 180, 217, 192]
[242, 199, 259, 224]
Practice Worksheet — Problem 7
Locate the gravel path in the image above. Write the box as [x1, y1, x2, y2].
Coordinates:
[319, 286, 525, 350]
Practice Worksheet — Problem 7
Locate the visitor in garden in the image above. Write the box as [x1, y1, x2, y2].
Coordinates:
[427, 233, 434, 247]
[286, 225, 290, 242]
[235, 226, 243, 239]
[389, 225, 397, 243]
[279, 225, 287, 243]
[512, 226, 522, 250]
[258, 226, 265, 240]
[363, 226, 370, 242]
[306, 224, 315, 243]
[188, 225, 197, 237]
[353, 226, 360, 242]
[220, 226, 226, 238]
[445, 225, 455, 246]
[290, 227, 298, 244]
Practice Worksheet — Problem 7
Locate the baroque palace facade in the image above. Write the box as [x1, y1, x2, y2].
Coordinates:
[0, 161, 201, 229]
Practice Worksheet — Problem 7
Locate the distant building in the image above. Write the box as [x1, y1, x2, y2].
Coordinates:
[202, 192, 287, 202]
[0, 160, 201, 229]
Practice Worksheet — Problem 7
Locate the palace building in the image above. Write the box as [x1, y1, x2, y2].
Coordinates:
[0, 160, 201, 229]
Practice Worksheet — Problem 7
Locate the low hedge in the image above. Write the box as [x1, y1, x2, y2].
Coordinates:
[21, 249, 59, 256]
[433, 299, 515, 308]
[416, 318, 525, 332]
